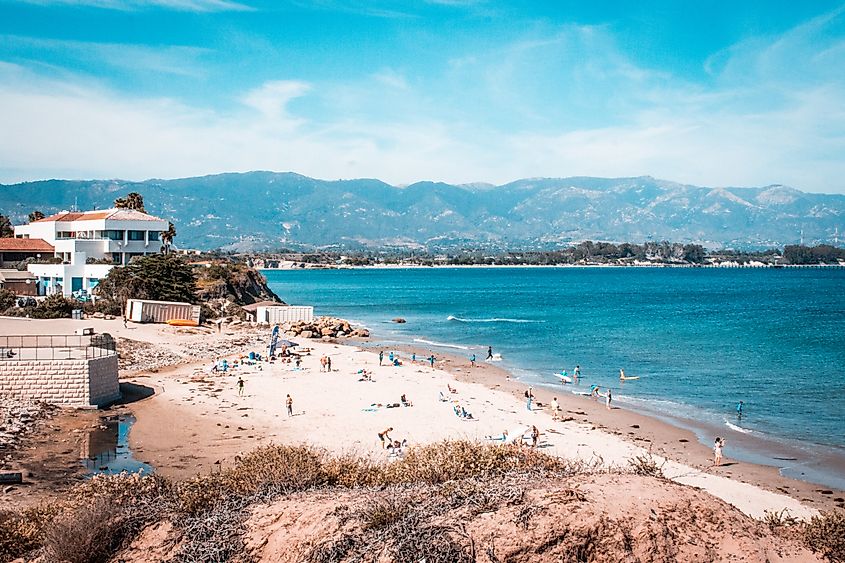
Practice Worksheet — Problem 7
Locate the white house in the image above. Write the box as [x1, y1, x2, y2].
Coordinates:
[14, 208, 169, 296]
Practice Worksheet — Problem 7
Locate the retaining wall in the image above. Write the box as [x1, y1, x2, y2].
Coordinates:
[0, 355, 120, 407]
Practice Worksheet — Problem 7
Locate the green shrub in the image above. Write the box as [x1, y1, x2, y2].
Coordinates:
[31, 294, 77, 319]
[0, 289, 15, 312]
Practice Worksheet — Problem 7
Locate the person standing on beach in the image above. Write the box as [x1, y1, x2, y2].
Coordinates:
[237, 377, 244, 397]
[327, 356, 332, 372]
[606, 388, 612, 410]
[378, 427, 393, 448]
[429, 355, 435, 368]
[486, 346, 493, 360]
[531, 425, 540, 447]
[525, 387, 534, 411]
[470, 354, 476, 367]
[713, 436, 725, 466]
[412, 352, 416, 362]
[286, 394, 293, 416]
[379, 350, 384, 366]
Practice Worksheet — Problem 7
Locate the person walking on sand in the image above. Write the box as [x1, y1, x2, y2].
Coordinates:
[378, 427, 393, 448]
[122, 314, 127, 329]
[531, 425, 540, 447]
[379, 350, 384, 366]
[237, 377, 244, 397]
[606, 388, 612, 410]
[286, 394, 293, 416]
[525, 387, 534, 411]
[470, 354, 476, 367]
[486, 346, 493, 360]
[713, 436, 725, 466]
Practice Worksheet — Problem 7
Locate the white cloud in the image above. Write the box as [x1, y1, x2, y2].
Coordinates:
[1, 8, 845, 193]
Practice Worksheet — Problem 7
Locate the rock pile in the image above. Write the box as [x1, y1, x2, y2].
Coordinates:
[0, 399, 56, 465]
[281, 316, 369, 340]
[117, 329, 269, 374]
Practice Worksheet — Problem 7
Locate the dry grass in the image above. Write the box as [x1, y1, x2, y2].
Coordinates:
[627, 449, 666, 479]
[803, 510, 845, 563]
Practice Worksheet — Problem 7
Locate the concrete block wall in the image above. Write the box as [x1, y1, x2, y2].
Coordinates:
[0, 355, 120, 407]
[88, 355, 120, 407]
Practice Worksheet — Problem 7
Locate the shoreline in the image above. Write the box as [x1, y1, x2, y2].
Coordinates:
[354, 337, 845, 512]
[260, 263, 845, 270]
[358, 326, 845, 493]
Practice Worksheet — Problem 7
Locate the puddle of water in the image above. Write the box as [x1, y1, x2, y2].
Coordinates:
[82, 414, 153, 476]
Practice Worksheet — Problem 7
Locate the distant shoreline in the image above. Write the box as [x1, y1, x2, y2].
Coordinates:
[259, 262, 845, 270]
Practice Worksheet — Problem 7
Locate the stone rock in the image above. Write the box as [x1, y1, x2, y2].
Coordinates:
[300, 330, 313, 339]
[320, 328, 335, 336]
[392, 318, 406, 324]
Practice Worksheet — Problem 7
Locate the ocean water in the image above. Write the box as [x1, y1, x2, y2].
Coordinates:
[263, 267, 845, 488]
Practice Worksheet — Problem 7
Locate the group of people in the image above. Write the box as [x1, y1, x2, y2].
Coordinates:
[319, 354, 332, 372]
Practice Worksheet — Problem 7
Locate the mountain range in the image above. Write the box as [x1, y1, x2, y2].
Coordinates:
[2, 172, 844, 251]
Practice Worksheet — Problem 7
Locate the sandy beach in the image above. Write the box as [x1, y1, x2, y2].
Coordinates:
[2, 315, 843, 520]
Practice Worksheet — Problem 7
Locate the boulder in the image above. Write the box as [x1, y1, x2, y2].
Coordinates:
[321, 328, 335, 337]
[300, 330, 313, 339]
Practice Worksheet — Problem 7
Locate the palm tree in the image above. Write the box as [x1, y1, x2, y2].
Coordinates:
[28, 210, 45, 222]
[160, 222, 177, 254]
[114, 192, 146, 212]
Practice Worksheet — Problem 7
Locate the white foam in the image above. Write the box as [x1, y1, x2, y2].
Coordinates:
[447, 315, 544, 324]
[725, 420, 752, 434]
[412, 338, 470, 351]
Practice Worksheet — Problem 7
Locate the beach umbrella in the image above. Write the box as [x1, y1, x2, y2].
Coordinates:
[278, 339, 299, 347]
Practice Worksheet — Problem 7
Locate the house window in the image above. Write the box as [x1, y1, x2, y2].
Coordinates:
[97, 230, 125, 240]
[148, 231, 160, 241]
[127, 230, 145, 241]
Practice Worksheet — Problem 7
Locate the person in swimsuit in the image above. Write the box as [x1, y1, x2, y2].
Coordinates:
[286, 394, 293, 416]
[486, 346, 493, 360]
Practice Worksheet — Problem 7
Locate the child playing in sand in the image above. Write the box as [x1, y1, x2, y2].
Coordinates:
[714, 436, 725, 466]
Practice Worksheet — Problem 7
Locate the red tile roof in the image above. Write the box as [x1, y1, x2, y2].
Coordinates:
[34, 208, 165, 223]
[0, 238, 55, 252]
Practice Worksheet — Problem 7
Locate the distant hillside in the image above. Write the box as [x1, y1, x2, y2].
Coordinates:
[1, 172, 843, 250]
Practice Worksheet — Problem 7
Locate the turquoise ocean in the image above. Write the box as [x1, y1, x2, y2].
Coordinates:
[263, 267, 845, 489]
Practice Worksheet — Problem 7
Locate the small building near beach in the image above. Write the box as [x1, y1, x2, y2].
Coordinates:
[125, 298, 201, 324]
[0, 334, 120, 408]
[0, 269, 39, 296]
[0, 237, 55, 268]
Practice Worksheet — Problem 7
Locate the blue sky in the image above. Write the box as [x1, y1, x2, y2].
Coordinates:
[1, 1, 844, 193]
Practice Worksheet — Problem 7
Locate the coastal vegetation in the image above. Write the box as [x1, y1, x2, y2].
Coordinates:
[0, 442, 840, 562]
[250, 242, 843, 268]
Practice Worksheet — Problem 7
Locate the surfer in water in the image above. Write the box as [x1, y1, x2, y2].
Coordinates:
[486, 346, 493, 360]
